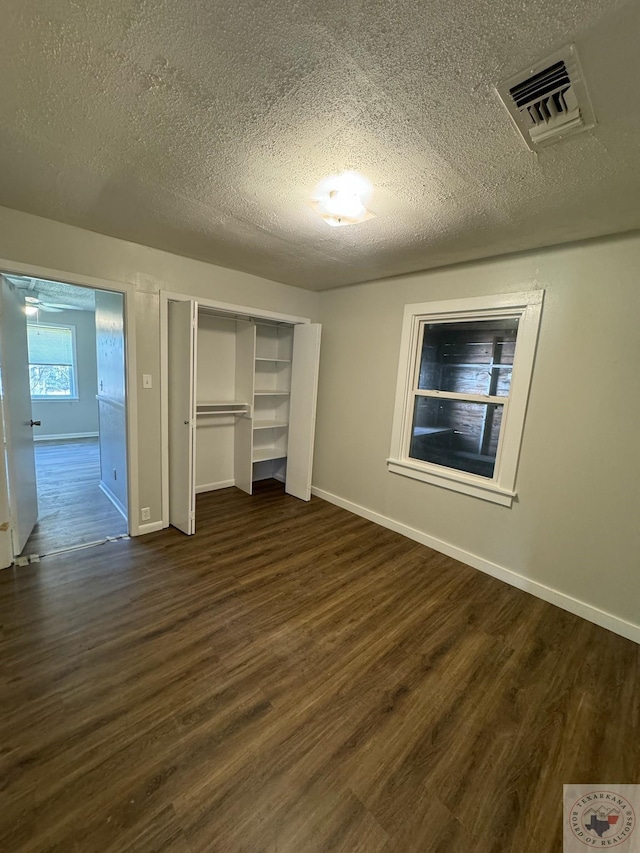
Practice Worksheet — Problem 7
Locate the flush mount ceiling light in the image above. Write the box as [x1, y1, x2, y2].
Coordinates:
[309, 171, 375, 227]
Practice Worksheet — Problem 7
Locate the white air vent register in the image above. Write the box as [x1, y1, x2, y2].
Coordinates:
[497, 45, 596, 150]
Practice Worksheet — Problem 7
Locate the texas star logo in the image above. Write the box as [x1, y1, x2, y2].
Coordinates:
[569, 791, 636, 847]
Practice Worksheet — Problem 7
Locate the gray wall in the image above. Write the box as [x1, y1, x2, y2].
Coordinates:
[29, 308, 98, 439]
[0, 204, 319, 527]
[313, 233, 640, 633]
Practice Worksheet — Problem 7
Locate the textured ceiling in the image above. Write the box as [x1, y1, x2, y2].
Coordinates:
[0, 0, 639, 290]
[7, 276, 95, 311]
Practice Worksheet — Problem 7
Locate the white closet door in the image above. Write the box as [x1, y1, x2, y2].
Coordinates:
[168, 300, 198, 534]
[286, 323, 321, 501]
[0, 275, 39, 558]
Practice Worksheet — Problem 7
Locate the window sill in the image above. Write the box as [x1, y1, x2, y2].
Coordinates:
[31, 397, 80, 403]
[387, 457, 515, 507]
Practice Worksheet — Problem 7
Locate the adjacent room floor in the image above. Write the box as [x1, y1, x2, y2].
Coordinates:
[1, 481, 638, 852]
[21, 438, 128, 557]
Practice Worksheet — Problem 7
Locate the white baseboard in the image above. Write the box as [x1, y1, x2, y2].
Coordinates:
[311, 486, 640, 646]
[34, 431, 99, 442]
[196, 479, 235, 494]
[135, 520, 164, 535]
[99, 481, 128, 521]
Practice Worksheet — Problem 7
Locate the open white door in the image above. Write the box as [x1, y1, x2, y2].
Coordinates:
[168, 300, 197, 534]
[0, 275, 39, 558]
[95, 290, 128, 521]
[286, 323, 321, 501]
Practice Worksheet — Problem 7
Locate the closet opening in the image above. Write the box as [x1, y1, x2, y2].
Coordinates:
[161, 294, 321, 535]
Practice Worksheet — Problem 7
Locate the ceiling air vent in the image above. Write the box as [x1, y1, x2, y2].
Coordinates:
[496, 44, 596, 150]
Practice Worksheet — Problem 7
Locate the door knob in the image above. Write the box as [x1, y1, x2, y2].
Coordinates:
[30, 420, 41, 427]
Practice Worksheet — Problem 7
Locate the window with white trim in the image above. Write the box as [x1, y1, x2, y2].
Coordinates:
[27, 323, 78, 400]
[388, 291, 544, 506]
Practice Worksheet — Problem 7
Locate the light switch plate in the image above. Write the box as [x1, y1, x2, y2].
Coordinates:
[143, 374, 152, 389]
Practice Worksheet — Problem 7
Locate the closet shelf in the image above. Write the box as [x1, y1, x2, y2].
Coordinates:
[254, 390, 290, 396]
[196, 401, 251, 416]
[198, 400, 249, 406]
[197, 410, 247, 417]
[255, 357, 291, 363]
[253, 449, 287, 463]
[253, 420, 288, 430]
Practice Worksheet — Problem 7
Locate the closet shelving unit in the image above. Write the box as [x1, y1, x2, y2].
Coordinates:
[251, 324, 293, 474]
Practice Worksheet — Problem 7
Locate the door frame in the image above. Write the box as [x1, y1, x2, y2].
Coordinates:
[0, 258, 140, 552]
[159, 290, 310, 529]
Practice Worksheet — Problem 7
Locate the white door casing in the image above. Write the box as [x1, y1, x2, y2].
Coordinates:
[168, 299, 197, 535]
[0, 275, 39, 558]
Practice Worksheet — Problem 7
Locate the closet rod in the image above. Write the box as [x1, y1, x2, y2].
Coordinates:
[196, 306, 291, 327]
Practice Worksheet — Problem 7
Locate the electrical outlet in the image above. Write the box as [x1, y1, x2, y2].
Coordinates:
[141, 507, 151, 522]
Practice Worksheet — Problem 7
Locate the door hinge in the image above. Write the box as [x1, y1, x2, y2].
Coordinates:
[189, 510, 195, 520]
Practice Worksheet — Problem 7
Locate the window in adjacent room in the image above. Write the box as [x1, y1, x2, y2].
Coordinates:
[388, 291, 544, 506]
[27, 323, 78, 399]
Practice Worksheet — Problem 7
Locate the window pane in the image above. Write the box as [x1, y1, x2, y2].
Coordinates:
[27, 325, 74, 366]
[29, 365, 74, 397]
[418, 319, 518, 396]
[409, 396, 504, 478]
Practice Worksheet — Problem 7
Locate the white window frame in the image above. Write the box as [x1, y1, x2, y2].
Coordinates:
[388, 290, 544, 507]
[27, 321, 79, 401]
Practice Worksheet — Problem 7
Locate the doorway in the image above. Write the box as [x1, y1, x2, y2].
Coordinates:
[161, 291, 321, 535]
[0, 273, 129, 560]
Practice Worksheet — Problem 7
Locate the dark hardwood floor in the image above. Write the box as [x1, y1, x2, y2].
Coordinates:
[1, 480, 638, 852]
[21, 438, 128, 557]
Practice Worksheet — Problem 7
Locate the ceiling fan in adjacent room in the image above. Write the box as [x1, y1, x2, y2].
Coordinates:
[7, 275, 95, 315]
[24, 295, 67, 314]
[20, 288, 87, 316]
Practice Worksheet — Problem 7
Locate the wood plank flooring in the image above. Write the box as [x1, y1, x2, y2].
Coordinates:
[1, 480, 638, 852]
[21, 438, 128, 557]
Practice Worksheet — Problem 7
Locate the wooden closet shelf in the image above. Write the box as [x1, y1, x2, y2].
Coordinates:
[196, 401, 251, 416]
[197, 410, 247, 417]
[254, 390, 290, 396]
[253, 449, 287, 463]
[253, 420, 288, 430]
[197, 401, 249, 407]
